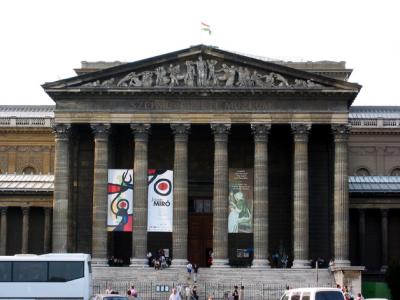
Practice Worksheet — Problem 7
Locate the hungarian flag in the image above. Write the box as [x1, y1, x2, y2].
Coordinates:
[201, 22, 212, 35]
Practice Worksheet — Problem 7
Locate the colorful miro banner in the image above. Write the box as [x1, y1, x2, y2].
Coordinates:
[228, 168, 254, 233]
[147, 169, 173, 232]
[107, 169, 134, 232]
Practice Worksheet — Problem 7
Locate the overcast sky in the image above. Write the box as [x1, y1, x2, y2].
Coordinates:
[0, 0, 399, 106]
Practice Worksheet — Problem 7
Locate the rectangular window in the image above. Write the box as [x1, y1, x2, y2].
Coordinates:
[13, 261, 47, 282]
[302, 292, 310, 300]
[315, 291, 344, 300]
[48, 261, 84, 282]
[0, 261, 12, 282]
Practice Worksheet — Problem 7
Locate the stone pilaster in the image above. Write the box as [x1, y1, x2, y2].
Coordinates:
[171, 123, 190, 266]
[381, 209, 388, 271]
[52, 123, 71, 252]
[211, 123, 230, 267]
[91, 123, 110, 266]
[21, 207, 30, 254]
[332, 124, 351, 266]
[291, 123, 311, 268]
[358, 209, 366, 265]
[44, 207, 51, 253]
[130, 123, 150, 266]
[251, 123, 271, 268]
[0, 207, 7, 255]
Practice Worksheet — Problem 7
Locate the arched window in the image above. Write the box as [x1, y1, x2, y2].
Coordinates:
[355, 168, 370, 176]
[390, 168, 400, 176]
[23, 166, 36, 174]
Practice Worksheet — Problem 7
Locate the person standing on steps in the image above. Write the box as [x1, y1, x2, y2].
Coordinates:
[239, 286, 244, 300]
[232, 286, 239, 300]
[193, 263, 199, 282]
[186, 261, 193, 280]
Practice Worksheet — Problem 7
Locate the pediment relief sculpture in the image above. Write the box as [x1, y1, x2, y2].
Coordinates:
[80, 56, 324, 89]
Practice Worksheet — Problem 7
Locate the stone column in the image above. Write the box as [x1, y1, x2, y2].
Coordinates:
[44, 207, 51, 253]
[291, 123, 311, 268]
[358, 209, 366, 265]
[0, 207, 7, 255]
[52, 123, 71, 253]
[211, 123, 230, 267]
[332, 124, 351, 266]
[21, 207, 30, 254]
[130, 123, 150, 266]
[381, 209, 389, 271]
[171, 123, 190, 266]
[91, 123, 110, 266]
[251, 123, 271, 268]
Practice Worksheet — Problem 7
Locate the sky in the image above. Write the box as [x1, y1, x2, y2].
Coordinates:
[0, 0, 399, 106]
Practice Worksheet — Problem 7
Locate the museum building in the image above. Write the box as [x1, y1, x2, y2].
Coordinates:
[0, 46, 399, 277]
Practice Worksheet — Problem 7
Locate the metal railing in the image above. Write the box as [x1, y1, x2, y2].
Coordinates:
[0, 117, 53, 127]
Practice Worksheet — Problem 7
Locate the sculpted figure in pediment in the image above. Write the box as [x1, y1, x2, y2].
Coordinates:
[128, 72, 142, 87]
[142, 71, 154, 87]
[236, 67, 251, 87]
[155, 66, 169, 86]
[272, 73, 289, 87]
[168, 64, 181, 87]
[83, 80, 101, 87]
[101, 78, 115, 87]
[184, 60, 196, 87]
[294, 79, 308, 88]
[207, 59, 218, 86]
[117, 72, 135, 87]
[195, 56, 208, 86]
[216, 64, 236, 87]
[250, 71, 266, 87]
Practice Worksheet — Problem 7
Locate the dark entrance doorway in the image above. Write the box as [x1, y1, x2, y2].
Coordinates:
[188, 213, 213, 267]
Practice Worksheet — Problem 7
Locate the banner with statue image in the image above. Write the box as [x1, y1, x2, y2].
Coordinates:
[147, 169, 173, 232]
[228, 168, 254, 233]
[107, 169, 134, 232]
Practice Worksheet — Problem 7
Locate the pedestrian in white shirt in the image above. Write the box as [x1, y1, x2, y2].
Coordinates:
[169, 288, 181, 300]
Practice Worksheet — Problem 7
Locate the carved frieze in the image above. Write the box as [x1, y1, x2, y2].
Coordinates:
[80, 56, 324, 89]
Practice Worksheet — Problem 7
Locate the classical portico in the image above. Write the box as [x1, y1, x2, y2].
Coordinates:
[42, 45, 361, 268]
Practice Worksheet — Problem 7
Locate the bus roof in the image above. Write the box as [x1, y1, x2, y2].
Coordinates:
[0, 253, 91, 261]
[286, 288, 342, 293]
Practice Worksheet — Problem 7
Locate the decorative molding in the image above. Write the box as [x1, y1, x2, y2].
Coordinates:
[332, 124, 351, 142]
[171, 123, 191, 135]
[251, 123, 271, 142]
[349, 146, 377, 155]
[211, 123, 231, 135]
[80, 56, 324, 89]
[90, 123, 111, 139]
[291, 123, 311, 142]
[130, 123, 151, 141]
[52, 123, 71, 139]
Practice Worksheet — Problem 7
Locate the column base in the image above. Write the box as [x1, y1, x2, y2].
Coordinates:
[170, 258, 188, 267]
[334, 259, 351, 267]
[252, 259, 271, 268]
[211, 258, 229, 268]
[292, 259, 311, 269]
[129, 258, 148, 267]
[91, 258, 109, 267]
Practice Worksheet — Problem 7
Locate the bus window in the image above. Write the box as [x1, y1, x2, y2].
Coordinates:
[0, 262, 12, 282]
[302, 292, 311, 300]
[49, 261, 84, 282]
[13, 261, 47, 282]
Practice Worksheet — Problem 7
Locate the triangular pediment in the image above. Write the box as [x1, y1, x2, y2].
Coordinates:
[42, 45, 361, 93]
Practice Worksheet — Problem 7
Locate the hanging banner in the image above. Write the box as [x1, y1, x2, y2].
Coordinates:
[228, 168, 254, 233]
[147, 169, 173, 232]
[107, 169, 134, 232]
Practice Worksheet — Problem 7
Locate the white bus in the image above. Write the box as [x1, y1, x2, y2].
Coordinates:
[0, 253, 93, 300]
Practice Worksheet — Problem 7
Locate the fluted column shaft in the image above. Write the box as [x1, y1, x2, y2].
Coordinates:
[0, 207, 7, 255]
[332, 124, 351, 266]
[22, 207, 30, 254]
[251, 124, 271, 268]
[211, 124, 230, 267]
[381, 209, 388, 271]
[358, 209, 366, 265]
[291, 124, 311, 268]
[52, 123, 71, 252]
[130, 124, 150, 266]
[44, 207, 51, 253]
[171, 124, 190, 265]
[91, 123, 110, 265]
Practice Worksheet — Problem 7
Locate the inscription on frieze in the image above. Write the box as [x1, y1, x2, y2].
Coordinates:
[81, 56, 324, 89]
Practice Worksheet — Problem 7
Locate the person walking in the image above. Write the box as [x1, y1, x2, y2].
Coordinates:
[193, 264, 199, 282]
[185, 286, 191, 300]
[239, 286, 244, 300]
[169, 288, 182, 300]
[186, 262, 193, 280]
[232, 286, 239, 300]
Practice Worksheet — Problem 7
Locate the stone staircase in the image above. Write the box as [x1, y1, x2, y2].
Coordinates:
[92, 266, 335, 299]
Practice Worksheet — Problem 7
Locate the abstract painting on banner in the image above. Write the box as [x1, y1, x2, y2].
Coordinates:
[107, 169, 134, 232]
[147, 169, 173, 232]
[228, 168, 254, 233]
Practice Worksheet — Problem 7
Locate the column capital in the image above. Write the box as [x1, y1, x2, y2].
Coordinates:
[22, 206, 30, 215]
[291, 123, 311, 142]
[211, 124, 231, 142]
[91, 123, 111, 139]
[44, 207, 51, 215]
[171, 123, 191, 135]
[251, 123, 271, 142]
[332, 124, 351, 142]
[52, 123, 71, 140]
[0, 207, 7, 215]
[130, 123, 151, 141]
